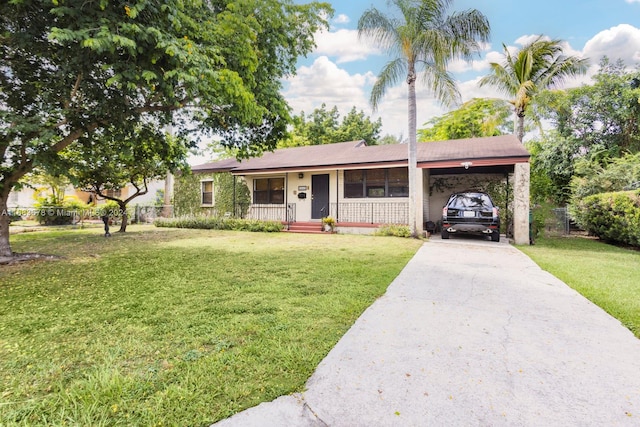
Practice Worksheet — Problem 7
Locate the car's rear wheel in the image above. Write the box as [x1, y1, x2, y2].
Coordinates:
[441, 229, 449, 239]
[491, 230, 500, 242]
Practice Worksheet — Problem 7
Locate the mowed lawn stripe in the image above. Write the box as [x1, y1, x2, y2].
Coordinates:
[0, 226, 421, 426]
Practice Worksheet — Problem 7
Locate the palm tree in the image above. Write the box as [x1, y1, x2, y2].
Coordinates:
[479, 36, 588, 142]
[358, 0, 490, 237]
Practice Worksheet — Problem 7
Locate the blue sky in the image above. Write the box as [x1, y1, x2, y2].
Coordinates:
[283, 0, 640, 140]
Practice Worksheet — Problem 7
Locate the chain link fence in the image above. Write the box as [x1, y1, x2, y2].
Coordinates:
[536, 206, 573, 236]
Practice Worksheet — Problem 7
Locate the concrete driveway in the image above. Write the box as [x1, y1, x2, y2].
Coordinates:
[214, 237, 640, 426]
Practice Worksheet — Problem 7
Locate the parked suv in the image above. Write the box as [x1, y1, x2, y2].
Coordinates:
[441, 191, 500, 242]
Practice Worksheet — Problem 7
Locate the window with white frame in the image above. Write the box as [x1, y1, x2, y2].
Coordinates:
[201, 180, 214, 205]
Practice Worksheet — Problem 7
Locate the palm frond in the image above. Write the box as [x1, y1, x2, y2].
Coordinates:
[370, 58, 407, 110]
[420, 63, 460, 107]
[479, 61, 519, 98]
[442, 9, 491, 61]
[358, 7, 401, 54]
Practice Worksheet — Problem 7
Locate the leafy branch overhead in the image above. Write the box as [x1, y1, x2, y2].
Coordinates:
[0, 0, 332, 255]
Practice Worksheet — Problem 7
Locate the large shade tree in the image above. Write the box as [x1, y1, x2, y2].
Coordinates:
[479, 36, 588, 142]
[358, 0, 490, 236]
[0, 0, 331, 256]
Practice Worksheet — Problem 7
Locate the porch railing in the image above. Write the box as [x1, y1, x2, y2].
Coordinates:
[245, 204, 288, 222]
[241, 201, 409, 225]
[330, 202, 409, 225]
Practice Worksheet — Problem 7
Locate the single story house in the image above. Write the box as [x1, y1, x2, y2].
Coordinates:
[192, 135, 531, 244]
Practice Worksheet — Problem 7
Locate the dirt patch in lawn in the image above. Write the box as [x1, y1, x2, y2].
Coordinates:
[0, 252, 64, 265]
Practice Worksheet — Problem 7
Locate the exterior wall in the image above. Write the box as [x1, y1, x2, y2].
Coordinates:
[244, 169, 410, 224]
[124, 179, 165, 205]
[8, 185, 78, 209]
[7, 187, 37, 209]
[243, 172, 319, 222]
[513, 163, 531, 245]
[291, 171, 338, 221]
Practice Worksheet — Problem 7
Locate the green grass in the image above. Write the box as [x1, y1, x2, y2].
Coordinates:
[0, 225, 422, 426]
[519, 236, 640, 338]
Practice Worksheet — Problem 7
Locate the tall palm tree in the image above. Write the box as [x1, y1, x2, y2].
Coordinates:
[358, 0, 490, 237]
[479, 36, 588, 142]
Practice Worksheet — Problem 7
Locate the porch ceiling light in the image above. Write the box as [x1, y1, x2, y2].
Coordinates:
[461, 161, 472, 169]
[298, 173, 304, 178]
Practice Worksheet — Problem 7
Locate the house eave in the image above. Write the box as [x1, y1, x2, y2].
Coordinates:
[232, 160, 409, 175]
[418, 156, 530, 169]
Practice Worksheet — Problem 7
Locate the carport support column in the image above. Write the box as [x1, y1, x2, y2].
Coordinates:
[416, 168, 425, 236]
[513, 162, 530, 245]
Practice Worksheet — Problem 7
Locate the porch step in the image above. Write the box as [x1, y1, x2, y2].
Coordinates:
[283, 222, 324, 234]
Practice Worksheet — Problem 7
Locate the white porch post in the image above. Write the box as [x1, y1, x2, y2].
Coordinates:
[513, 162, 531, 245]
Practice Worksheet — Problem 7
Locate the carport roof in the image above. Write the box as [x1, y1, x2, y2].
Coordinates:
[191, 134, 529, 174]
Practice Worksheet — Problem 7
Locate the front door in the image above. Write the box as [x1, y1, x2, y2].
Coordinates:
[311, 174, 330, 219]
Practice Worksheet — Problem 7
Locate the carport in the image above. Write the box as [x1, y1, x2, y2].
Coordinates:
[414, 135, 531, 245]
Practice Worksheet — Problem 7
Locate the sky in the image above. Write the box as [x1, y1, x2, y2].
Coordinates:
[283, 0, 640, 141]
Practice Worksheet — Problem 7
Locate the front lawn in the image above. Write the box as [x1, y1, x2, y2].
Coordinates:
[519, 236, 640, 338]
[0, 226, 422, 426]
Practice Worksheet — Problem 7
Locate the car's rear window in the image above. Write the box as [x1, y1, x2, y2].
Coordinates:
[447, 193, 493, 209]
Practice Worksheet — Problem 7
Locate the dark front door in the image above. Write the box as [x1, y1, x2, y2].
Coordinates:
[311, 174, 330, 219]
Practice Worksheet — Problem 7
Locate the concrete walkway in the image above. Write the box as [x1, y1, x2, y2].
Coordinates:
[214, 237, 640, 426]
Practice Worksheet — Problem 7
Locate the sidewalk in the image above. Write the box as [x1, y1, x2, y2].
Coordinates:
[214, 238, 640, 426]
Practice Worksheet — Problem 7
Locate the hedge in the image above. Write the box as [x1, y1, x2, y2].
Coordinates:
[572, 190, 640, 247]
[154, 216, 284, 232]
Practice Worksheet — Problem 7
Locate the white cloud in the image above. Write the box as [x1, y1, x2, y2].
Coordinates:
[333, 14, 350, 25]
[583, 24, 640, 66]
[283, 56, 376, 117]
[313, 29, 381, 63]
[514, 34, 547, 46]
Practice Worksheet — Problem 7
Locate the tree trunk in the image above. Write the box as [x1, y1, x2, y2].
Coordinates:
[516, 111, 525, 143]
[407, 66, 418, 238]
[119, 202, 128, 232]
[0, 193, 13, 257]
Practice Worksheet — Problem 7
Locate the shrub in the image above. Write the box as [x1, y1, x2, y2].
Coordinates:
[572, 190, 640, 247]
[33, 196, 86, 225]
[374, 224, 411, 238]
[154, 216, 284, 232]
